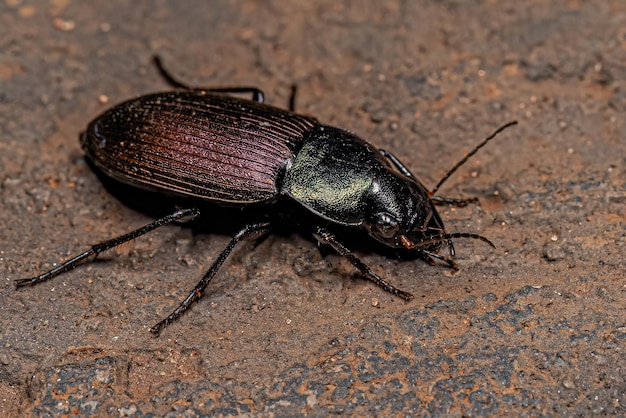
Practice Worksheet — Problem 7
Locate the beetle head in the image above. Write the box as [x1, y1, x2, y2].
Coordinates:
[362, 121, 519, 258]
[364, 170, 446, 252]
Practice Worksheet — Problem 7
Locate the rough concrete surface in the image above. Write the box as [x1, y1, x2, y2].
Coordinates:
[1, 1, 625, 416]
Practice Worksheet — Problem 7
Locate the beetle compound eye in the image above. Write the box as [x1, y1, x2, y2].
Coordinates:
[374, 212, 400, 238]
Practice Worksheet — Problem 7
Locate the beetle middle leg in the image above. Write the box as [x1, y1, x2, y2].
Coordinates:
[312, 226, 414, 301]
[150, 222, 271, 335]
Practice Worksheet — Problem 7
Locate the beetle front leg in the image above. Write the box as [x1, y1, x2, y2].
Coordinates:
[312, 226, 414, 301]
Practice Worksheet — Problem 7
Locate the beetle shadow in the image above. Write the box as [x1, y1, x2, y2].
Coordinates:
[90, 166, 271, 234]
[89, 162, 433, 269]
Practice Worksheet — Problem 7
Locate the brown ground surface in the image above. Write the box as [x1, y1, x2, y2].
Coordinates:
[1, 1, 625, 416]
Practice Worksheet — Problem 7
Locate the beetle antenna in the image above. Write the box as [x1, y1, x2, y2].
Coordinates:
[403, 232, 496, 250]
[429, 121, 518, 196]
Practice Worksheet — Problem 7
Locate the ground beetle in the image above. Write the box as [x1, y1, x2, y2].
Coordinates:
[16, 57, 517, 335]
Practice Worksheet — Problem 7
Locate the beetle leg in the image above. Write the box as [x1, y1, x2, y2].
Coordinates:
[196, 87, 265, 103]
[289, 84, 297, 112]
[15, 208, 201, 288]
[153, 56, 265, 103]
[312, 226, 414, 301]
[150, 222, 271, 335]
[378, 149, 416, 178]
[421, 253, 437, 266]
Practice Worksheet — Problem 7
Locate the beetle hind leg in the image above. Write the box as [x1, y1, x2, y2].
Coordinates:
[153, 56, 266, 103]
[15, 208, 201, 288]
[312, 226, 414, 301]
[150, 222, 271, 335]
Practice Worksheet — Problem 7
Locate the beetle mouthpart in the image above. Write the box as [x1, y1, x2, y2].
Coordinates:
[400, 235, 414, 249]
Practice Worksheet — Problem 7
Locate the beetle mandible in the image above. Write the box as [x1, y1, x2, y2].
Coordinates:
[16, 57, 517, 335]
